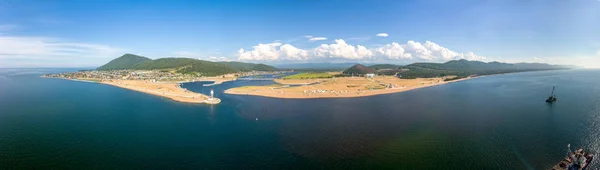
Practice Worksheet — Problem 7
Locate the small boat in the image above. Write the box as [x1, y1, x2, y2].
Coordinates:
[551, 144, 594, 170]
[546, 86, 557, 103]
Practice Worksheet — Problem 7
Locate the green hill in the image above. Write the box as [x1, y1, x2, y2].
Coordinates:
[96, 54, 277, 76]
[343, 64, 375, 75]
[97, 54, 151, 70]
[396, 59, 573, 79]
[131, 58, 238, 76]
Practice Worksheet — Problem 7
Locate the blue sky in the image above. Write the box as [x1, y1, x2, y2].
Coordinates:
[1, 0, 599, 68]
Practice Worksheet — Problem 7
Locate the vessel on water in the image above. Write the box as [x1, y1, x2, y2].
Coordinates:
[546, 86, 557, 103]
[551, 144, 594, 170]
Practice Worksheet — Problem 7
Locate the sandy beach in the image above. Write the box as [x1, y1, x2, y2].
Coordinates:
[43, 75, 222, 104]
[225, 76, 474, 99]
[101, 80, 213, 103]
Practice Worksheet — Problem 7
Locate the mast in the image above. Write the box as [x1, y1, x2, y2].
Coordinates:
[550, 86, 555, 96]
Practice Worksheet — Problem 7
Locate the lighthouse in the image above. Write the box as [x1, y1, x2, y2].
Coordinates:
[210, 89, 214, 99]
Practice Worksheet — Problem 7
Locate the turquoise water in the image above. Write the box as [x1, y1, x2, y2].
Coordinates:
[1, 69, 599, 169]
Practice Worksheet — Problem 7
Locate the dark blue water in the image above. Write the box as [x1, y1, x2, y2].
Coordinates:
[1, 69, 599, 169]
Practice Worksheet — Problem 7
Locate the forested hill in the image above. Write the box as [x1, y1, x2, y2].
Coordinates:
[96, 54, 277, 76]
[97, 54, 151, 70]
[343, 64, 375, 75]
[396, 59, 574, 78]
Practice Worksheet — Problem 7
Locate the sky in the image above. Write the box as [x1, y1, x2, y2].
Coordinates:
[1, 0, 599, 68]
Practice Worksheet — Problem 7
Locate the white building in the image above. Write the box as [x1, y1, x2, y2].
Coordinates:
[365, 73, 375, 78]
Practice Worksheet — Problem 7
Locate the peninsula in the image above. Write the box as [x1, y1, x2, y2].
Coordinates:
[43, 54, 286, 104]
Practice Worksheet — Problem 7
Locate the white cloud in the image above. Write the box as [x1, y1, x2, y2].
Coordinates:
[238, 39, 486, 62]
[313, 39, 374, 60]
[304, 35, 327, 41]
[424, 41, 485, 61]
[237, 43, 282, 61]
[423, 41, 460, 60]
[237, 42, 308, 61]
[375, 42, 411, 59]
[308, 37, 327, 41]
[0, 36, 121, 67]
[375, 41, 485, 61]
[403, 41, 434, 60]
[376, 33, 389, 37]
[280, 44, 309, 60]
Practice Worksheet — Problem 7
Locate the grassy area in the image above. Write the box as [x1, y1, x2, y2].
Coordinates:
[282, 72, 334, 79]
[366, 85, 387, 90]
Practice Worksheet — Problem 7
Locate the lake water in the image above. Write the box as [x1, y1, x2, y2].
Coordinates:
[1, 69, 599, 169]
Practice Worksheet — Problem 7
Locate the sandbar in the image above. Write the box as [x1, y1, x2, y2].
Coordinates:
[47, 76, 221, 104]
[224, 76, 474, 99]
[101, 79, 213, 103]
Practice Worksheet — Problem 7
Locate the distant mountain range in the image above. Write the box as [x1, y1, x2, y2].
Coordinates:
[97, 54, 575, 78]
[338, 59, 575, 78]
[396, 59, 575, 78]
[97, 54, 276, 76]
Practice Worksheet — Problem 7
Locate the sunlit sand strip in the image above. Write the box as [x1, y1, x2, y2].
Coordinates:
[102, 80, 220, 104]
[43, 76, 222, 104]
[225, 76, 474, 99]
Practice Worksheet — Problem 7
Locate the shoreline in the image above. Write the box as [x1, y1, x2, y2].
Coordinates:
[224, 76, 476, 99]
[43, 76, 222, 104]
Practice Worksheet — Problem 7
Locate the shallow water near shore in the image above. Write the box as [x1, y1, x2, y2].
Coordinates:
[1, 69, 600, 169]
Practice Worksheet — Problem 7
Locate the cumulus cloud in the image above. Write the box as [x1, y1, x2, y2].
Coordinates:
[375, 43, 410, 59]
[237, 42, 308, 61]
[375, 41, 485, 61]
[237, 39, 485, 62]
[376, 33, 389, 37]
[313, 39, 374, 60]
[280, 44, 309, 60]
